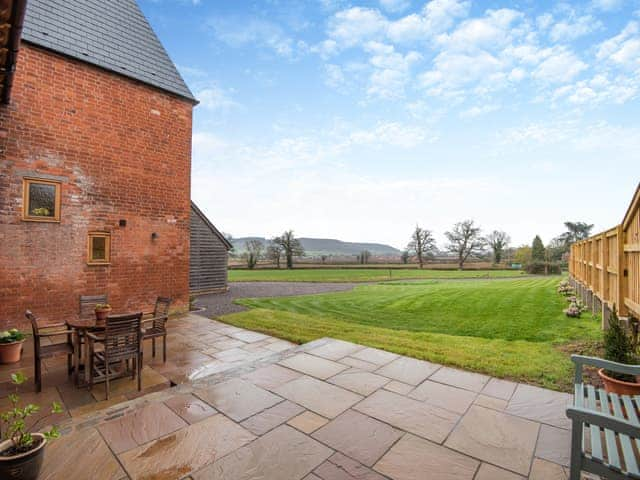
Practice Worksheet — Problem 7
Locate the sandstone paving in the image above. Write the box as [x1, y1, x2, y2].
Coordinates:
[194, 378, 282, 421]
[374, 434, 479, 480]
[274, 375, 363, 418]
[192, 425, 332, 480]
[313, 452, 388, 480]
[240, 400, 305, 435]
[475, 463, 526, 480]
[445, 405, 540, 475]
[429, 366, 490, 392]
[349, 347, 399, 366]
[408, 379, 477, 414]
[164, 393, 217, 424]
[529, 458, 569, 480]
[482, 377, 519, 400]
[279, 352, 349, 379]
[307, 339, 364, 360]
[327, 369, 390, 396]
[241, 363, 302, 390]
[535, 424, 571, 467]
[338, 355, 380, 371]
[287, 410, 329, 433]
[474, 393, 509, 411]
[354, 389, 459, 443]
[506, 383, 573, 429]
[375, 356, 440, 385]
[383, 380, 414, 395]
[312, 409, 403, 466]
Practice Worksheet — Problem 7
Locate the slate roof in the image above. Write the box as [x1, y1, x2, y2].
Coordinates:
[22, 0, 196, 102]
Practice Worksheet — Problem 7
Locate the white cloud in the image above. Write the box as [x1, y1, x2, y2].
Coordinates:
[532, 48, 588, 83]
[324, 64, 347, 90]
[551, 73, 639, 105]
[591, 0, 623, 12]
[387, 0, 470, 43]
[460, 104, 500, 118]
[379, 0, 410, 13]
[209, 18, 294, 57]
[196, 85, 239, 111]
[596, 21, 640, 70]
[549, 14, 601, 42]
[327, 7, 388, 47]
[348, 122, 435, 147]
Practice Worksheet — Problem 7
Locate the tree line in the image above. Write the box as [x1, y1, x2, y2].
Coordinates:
[243, 230, 304, 269]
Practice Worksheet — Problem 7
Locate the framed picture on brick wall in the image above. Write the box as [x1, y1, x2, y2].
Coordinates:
[22, 178, 61, 222]
[87, 232, 111, 265]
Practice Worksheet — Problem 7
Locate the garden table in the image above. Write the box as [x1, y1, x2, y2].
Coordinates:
[66, 317, 105, 386]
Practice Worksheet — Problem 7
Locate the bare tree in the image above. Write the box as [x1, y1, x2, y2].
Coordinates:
[358, 250, 371, 265]
[244, 239, 263, 269]
[266, 242, 283, 268]
[485, 230, 511, 264]
[445, 220, 485, 270]
[400, 250, 410, 264]
[273, 231, 304, 269]
[407, 225, 436, 269]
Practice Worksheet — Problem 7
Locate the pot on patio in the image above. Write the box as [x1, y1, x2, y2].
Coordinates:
[0, 329, 26, 364]
[0, 433, 46, 480]
[598, 368, 640, 395]
[94, 304, 112, 323]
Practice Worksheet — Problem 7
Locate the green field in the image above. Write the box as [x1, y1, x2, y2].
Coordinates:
[221, 277, 601, 391]
[228, 268, 525, 283]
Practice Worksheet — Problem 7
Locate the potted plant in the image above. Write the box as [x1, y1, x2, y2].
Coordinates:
[0, 372, 61, 480]
[94, 303, 112, 322]
[0, 329, 26, 364]
[598, 308, 640, 395]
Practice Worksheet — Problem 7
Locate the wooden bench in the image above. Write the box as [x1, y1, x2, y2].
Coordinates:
[567, 355, 640, 480]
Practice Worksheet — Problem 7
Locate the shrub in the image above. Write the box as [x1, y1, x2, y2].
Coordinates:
[525, 261, 561, 275]
[0, 329, 25, 344]
[603, 307, 637, 381]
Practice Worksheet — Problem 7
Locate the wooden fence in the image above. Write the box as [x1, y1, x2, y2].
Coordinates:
[569, 183, 640, 325]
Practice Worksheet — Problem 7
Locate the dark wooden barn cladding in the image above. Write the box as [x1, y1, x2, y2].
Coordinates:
[190, 202, 232, 294]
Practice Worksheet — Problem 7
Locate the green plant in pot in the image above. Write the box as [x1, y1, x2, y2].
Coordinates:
[597, 307, 640, 395]
[94, 303, 112, 323]
[0, 329, 26, 364]
[0, 372, 62, 480]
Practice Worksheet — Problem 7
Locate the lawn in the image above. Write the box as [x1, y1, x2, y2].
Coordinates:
[221, 277, 601, 391]
[228, 268, 525, 283]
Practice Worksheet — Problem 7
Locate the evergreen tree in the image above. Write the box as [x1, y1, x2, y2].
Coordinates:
[531, 235, 545, 261]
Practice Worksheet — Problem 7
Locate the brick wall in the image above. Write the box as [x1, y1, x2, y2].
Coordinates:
[0, 43, 194, 329]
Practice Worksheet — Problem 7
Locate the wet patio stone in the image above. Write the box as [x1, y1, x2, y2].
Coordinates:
[90, 366, 170, 402]
[240, 400, 305, 435]
[287, 410, 329, 433]
[279, 353, 349, 380]
[313, 409, 403, 466]
[482, 378, 518, 400]
[98, 402, 187, 454]
[274, 375, 363, 418]
[375, 356, 440, 385]
[375, 434, 479, 480]
[408, 380, 477, 414]
[195, 378, 282, 422]
[230, 330, 270, 343]
[308, 339, 364, 360]
[429, 366, 490, 392]
[119, 414, 255, 480]
[475, 463, 525, 480]
[506, 384, 572, 429]
[241, 364, 302, 390]
[164, 393, 217, 424]
[314, 452, 387, 480]
[193, 425, 332, 480]
[445, 405, 539, 475]
[349, 347, 399, 366]
[529, 458, 568, 480]
[354, 389, 459, 443]
[40, 428, 125, 480]
[535, 424, 571, 467]
[327, 369, 390, 396]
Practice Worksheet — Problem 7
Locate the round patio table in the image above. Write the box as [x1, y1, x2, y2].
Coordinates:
[66, 318, 105, 386]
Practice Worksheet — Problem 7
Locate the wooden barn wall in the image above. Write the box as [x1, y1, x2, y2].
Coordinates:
[189, 208, 228, 293]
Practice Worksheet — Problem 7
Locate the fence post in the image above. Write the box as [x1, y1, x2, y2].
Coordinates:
[601, 233, 610, 329]
[617, 224, 628, 317]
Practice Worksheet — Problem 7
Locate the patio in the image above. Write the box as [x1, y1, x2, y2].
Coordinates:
[1, 312, 580, 479]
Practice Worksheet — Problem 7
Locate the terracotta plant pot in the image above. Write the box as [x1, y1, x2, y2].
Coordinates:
[0, 340, 25, 364]
[0, 433, 47, 480]
[95, 307, 112, 322]
[598, 368, 640, 395]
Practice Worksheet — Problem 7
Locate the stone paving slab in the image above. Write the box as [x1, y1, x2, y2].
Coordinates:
[30, 335, 580, 480]
[279, 353, 349, 380]
[375, 356, 441, 385]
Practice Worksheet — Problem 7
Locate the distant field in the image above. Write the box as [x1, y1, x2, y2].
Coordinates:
[222, 276, 600, 391]
[227, 268, 524, 283]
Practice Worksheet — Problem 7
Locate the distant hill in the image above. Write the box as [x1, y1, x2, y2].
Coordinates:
[231, 237, 402, 257]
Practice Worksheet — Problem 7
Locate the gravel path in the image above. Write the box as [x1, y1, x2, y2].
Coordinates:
[195, 281, 359, 317]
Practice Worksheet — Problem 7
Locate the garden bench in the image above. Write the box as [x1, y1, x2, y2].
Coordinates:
[567, 355, 640, 480]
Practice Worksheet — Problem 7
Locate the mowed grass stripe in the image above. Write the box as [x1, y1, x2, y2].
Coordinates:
[228, 268, 525, 283]
[222, 276, 601, 391]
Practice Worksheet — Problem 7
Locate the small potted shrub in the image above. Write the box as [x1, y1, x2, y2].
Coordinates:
[564, 300, 586, 318]
[94, 303, 112, 323]
[0, 372, 61, 480]
[0, 329, 26, 364]
[598, 308, 640, 395]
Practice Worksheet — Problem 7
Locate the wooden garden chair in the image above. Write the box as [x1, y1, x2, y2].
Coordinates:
[25, 310, 74, 392]
[87, 312, 143, 400]
[142, 297, 171, 362]
[567, 355, 640, 480]
[79, 294, 108, 319]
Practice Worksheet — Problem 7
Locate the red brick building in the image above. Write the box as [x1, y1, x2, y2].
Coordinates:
[0, 0, 197, 328]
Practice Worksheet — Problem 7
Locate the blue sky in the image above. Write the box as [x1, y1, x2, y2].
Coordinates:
[140, 0, 640, 249]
